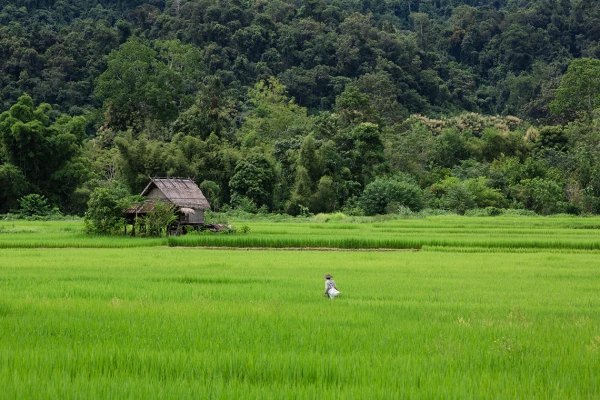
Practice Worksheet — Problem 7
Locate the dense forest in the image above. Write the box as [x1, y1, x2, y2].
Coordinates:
[2, 0, 600, 218]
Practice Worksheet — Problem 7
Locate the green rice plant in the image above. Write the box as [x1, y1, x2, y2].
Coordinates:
[3, 216, 600, 251]
[1, 248, 599, 398]
[167, 235, 425, 249]
[422, 245, 600, 254]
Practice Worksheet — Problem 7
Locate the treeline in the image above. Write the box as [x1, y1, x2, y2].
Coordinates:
[2, 0, 600, 217]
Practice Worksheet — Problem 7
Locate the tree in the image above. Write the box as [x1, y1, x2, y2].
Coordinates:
[430, 176, 506, 214]
[0, 95, 80, 182]
[238, 77, 311, 147]
[433, 128, 470, 168]
[95, 37, 202, 132]
[0, 94, 87, 210]
[229, 154, 276, 209]
[199, 180, 221, 210]
[384, 122, 434, 176]
[0, 163, 29, 213]
[430, 177, 476, 214]
[514, 177, 564, 215]
[411, 12, 432, 50]
[138, 201, 177, 237]
[84, 186, 132, 234]
[463, 176, 506, 208]
[334, 85, 381, 127]
[334, 122, 387, 189]
[311, 175, 337, 213]
[298, 134, 321, 185]
[359, 176, 424, 215]
[286, 165, 313, 215]
[355, 71, 408, 126]
[499, 24, 533, 73]
[18, 194, 54, 217]
[172, 77, 237, 140]
[115, 135, 192, 194]
[550, 58, 600, 121]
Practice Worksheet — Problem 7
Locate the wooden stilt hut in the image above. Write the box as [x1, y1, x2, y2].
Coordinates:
[125, 177, 211, 236]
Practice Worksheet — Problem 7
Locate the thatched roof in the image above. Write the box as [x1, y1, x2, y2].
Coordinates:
[126, 178, 210, 214]
[143, 178, 210, 209]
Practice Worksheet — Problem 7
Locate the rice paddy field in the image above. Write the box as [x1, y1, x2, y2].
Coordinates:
[1, 216, 600, 398]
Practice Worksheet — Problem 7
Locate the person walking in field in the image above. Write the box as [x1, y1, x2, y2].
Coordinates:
[323, 274, 340, 298]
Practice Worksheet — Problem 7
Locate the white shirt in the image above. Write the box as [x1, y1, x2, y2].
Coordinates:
[325, 279, 336, 292]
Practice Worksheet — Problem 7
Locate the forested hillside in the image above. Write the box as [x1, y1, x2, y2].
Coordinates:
[2, 0, 600, 217]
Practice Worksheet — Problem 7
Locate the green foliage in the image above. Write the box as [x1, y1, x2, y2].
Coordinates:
[0, 163, 29, 213]
[384, 122, 433, 176]
[334, 85, 381, 126]
[286, 166, 312, 215]
[5, 0, 600, 217]
[95, 37, 202, 132]
[172, 77, 237, 140]
[18, 194, 54, 217]
[334, 122, 387, 189]
[359, 177, 424, 215]
[433, 128, 470, 168]
[464, 177, 507, 209]
[550, 58, 600, 121]
[199, 180, 221, 210]
[84, 186, 131, 235]
[229, 154, 276, 209]
[311, 176, 337, 213]
[232, 196, 258, 214]
[431, 177, 476, 214]
[137, 201, 177, 237]
[535, 126, 568, 152]
[114, 134, 192, 194]
[238, 77, 311, 147]
[514, 178, 564, 215]
[431, 176, 506, 214]
[0, 95, 88, 211]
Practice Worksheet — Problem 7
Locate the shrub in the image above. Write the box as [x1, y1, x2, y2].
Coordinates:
[84, 187, 132, 234]
[485, 206, 504, 216]
[204, 210, 229, 224]
[443, 181, 476, 214]
[137, 201, 177, 237]
[18, 194, 56, 217]
[418, 208, 456, 217]
[232, 196, 258, 213]
[340, 197, 365, 216]
[217, 225, 236, 234]
[359, 177, 424, 216]
[430, 176, 506, 214]
[513, 178, 564, 215]
[384, 202, 414, 216]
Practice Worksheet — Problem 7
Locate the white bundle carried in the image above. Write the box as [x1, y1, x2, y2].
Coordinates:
[324, 274, 341, 298]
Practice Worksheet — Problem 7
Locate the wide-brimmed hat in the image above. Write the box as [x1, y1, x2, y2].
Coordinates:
[324, 274, 333, 279]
